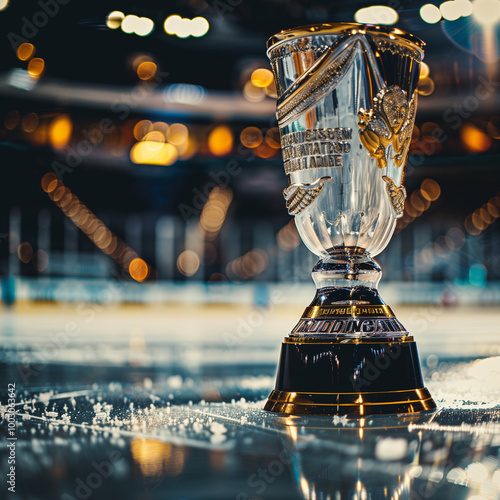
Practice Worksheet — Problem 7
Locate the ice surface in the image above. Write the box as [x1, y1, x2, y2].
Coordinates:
[2, 312, 500, 500]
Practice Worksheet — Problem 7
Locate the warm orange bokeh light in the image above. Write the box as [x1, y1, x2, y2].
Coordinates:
[137, 61, 157, 80]
[208, 126, 233, 156]
[420, 179, 441, 201]
[419, 62, 430, 79]
[130, 141, 178, 165]
[265, 127, 281, 149]
[240, 126, 263, 148]
[129, 258, 149, 281]
[41, 173, 58, 193]
[167, 123, 188, 146]
[460, 123, 492, 153]
[250, 68, 274, 88]
[27, 58, 45, 77]
[417, 77, 434, 96]
[143, 131, 165, 143]
[133, 120, 153, 141]
[49, 115, 73, 150]
[17, 242, 33, 263]
[17, 43, 35, 61]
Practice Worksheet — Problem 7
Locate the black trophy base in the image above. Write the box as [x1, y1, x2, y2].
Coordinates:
[264, 338, 436, 416]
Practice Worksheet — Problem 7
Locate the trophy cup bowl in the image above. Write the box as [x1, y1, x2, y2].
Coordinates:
[264, 23, 436, 416]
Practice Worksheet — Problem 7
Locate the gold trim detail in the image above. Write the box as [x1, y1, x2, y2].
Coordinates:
[267, 23, 424, 57]
[264, 388, 436, 415]
[275, 38, 358, 128]
[284, 335, 413, 344]
[373, 37, 422, 62]
[358, 86, 416, 218]
[283, 176, 331, 215]
[303, 304, 394, 318]
[382, 175, 406, 218]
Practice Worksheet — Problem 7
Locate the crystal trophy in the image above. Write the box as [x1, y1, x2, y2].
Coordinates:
[264, 23, 436, 415]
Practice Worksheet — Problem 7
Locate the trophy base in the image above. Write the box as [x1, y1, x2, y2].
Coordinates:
[264, 337, 436, 416]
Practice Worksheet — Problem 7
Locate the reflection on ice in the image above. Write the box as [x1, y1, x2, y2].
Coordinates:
[2, 352, 500, 499]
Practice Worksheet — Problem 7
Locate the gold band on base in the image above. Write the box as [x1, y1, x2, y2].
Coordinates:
[303, 304, 394, 318]
[284, 335, 413, 344]
[264, 388, 436, 416]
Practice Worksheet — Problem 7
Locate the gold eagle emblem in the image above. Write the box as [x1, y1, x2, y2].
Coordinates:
[358, 86, 416, 218]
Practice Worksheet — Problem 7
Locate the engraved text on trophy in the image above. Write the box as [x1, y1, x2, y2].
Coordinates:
[281, 127, 352, 175]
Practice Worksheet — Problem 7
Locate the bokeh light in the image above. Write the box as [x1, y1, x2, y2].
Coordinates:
[190, 17, 210, 37]
[240, 127, 263, 148]
[106, 11, 124, 29]
[460, 123, 492, 153]
[420, 62, 430, 79]
[177, 250, 200, 276]
[41, 173, 58, 193]
[17, 242, 33, 263]
[265, 128, 281, 149]
[129, 258, 149, 282]
[22, 113, 38, 133]
[250, 69, 274, 88]
[420, 179, 442, 201]
[32, 250, 49, 272]
[243, 81, 266, 102]
[143, 131, 165, 144]
[133, 120, 153, 141]
[277, 221, 301, 251]
[167, 123, 188, 147]
[130, 141, 178, 165]
[417, 77, 435, 96]
[137, 61, 157, 80]
[4, 110, 20, 130]
[49, 115, 73, 150]
[17, 43, 35, 61]
[122, 15, 139, 34]
[208, 126, 233, 156]
[354, 6, 399, 24]
[440, 1, 462, 21]
[120, 15, 154, 36]
[226, 249, 268, 280]
[447, 227, 465, 249]
[472, 0, 500, 26]
[164, 15, 209, 38]
[199, 186, 233, 237]
[0, 0, 9, 11]
[135, 18, 155, 37]
[420, 4, 442, 23]
[27, 58, 45, 77]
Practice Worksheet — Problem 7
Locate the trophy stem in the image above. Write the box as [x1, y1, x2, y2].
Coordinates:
[312, 249, 382, 291]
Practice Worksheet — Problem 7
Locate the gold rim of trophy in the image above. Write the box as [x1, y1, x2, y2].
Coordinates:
[267, 22, 425, 55]
[264, 388, 436, 415]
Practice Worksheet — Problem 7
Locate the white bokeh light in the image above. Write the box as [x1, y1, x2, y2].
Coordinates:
[472, 0, 500, 25]
[420, 4, 443, 23]
[354, 6, 399, 25]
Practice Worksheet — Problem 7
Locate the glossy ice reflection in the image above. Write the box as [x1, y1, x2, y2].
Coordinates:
[1, 352, 500, 500]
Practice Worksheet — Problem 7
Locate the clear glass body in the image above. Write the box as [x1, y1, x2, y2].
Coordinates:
[268, 25, 422, 261]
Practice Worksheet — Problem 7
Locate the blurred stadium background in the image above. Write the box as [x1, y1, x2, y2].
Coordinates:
[0, 0, 499, 310]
